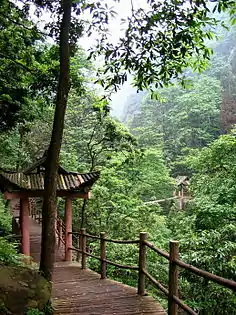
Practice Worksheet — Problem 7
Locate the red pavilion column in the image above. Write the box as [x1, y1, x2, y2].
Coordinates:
[65, 198, 72, 261]
[20, 198, 30, 256]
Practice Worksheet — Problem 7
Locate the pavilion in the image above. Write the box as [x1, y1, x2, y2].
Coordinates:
[0, 155, 100, 260]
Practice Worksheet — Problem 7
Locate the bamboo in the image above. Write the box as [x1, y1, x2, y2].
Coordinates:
[100, 232, 106, 279]
[168, 241, 179, 315]
[138, 232, 147, 295]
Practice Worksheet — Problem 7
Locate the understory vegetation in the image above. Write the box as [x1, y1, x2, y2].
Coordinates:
[0, 198, 22, 266]
[0, 0, 236, 314]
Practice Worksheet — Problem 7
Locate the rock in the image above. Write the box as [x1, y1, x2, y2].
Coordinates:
[0, 265, 51, 315]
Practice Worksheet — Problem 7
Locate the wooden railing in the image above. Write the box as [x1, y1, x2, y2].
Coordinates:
[30, 206, 42, 223]
[31, 212, 236, 315]
[63, 229, 236, 315]
[56, 218, 66, 247]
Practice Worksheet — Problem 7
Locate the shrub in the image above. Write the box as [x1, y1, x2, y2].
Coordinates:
[0, 238, 22, 266]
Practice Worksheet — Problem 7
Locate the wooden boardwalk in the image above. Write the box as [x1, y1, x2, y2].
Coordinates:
[28, 217, 166, 315]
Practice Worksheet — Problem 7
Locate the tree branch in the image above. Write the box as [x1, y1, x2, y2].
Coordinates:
[0, 52, 36, 73]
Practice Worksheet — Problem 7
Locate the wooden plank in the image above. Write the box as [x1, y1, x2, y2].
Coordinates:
[28, 215, 166, 315]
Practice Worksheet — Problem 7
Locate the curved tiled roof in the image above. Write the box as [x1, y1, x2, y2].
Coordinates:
[0, 170, 100, 192]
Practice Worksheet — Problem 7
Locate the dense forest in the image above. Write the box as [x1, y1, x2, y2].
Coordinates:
[0, 0, 236, 314]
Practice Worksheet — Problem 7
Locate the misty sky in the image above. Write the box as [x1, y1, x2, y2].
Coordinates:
[96, 1, 146, 118]
[79, 0, 147, 118]
[24, 0, 148, 118]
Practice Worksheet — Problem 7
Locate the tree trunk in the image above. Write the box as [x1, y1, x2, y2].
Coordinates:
[39, 0, 72, 281]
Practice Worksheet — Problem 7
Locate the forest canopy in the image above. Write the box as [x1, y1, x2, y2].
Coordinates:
[0, 0, 236, 314]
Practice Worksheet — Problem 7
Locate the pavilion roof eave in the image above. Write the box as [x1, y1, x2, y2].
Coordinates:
[0, 170, 100, 198]
[3, 190, 91, 200]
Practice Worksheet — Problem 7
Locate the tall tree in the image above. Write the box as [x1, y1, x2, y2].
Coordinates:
[16, 0, 235, 280]
[39, 0, 72, 280]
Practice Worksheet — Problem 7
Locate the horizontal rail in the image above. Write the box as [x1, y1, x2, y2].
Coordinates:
[70, 247, 101, 261]
[175, 258, 236, 291]
[69, 232, 139, 244]
[172, 295, 198, 315]
[58, 236, 65, 244]
[143, 270, 197, 315]
[69, 232, 101, 240]
[144, 240, 169, 259]
[103, 238, 139, 244]
[104, 259, 139, 270]
[80, 233, 100, 240]
[144, 241, 236, 291]
[70, 247, 138, 270]
[143, 268, 168, 296]
[58, 221, 236, 315]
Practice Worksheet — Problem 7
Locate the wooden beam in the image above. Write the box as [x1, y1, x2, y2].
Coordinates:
[4, 191, 90, 200]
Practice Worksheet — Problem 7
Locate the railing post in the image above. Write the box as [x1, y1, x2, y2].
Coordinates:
[58, 219, 63, 248]
[168, 241, 179, 315]
[81, 228, 86, 269]
[100, 232, 106, 279]
[138, 232, 147, 295]
[77, 234, 81, 262]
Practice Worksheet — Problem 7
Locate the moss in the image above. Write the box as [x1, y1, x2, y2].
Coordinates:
[0, 266, 51, 315]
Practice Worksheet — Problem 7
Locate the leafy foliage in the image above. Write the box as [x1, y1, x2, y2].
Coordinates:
[91, 0, 236, 92]
[26, 309, 44, 315]
[0, 0, 236, 313]
[126, 75, 222, 175]
[0, 197, 22, 266]
[0, 238, 22, 266]
[167, 133, 236, 313]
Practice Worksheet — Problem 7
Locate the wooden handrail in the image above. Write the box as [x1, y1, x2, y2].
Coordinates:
[143, 268, 168, 295]
[104, 259, 139, 270]
[172, 295, 198, 315]
[55, 221, 236, 315]
[69, 231, 139, 244]
[103, 238, 139, 244]
[70, 247, 139, 270]
[144, 240, 169, 259]
[175, 258, 236, 291]
[69, 247, 100, 261]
